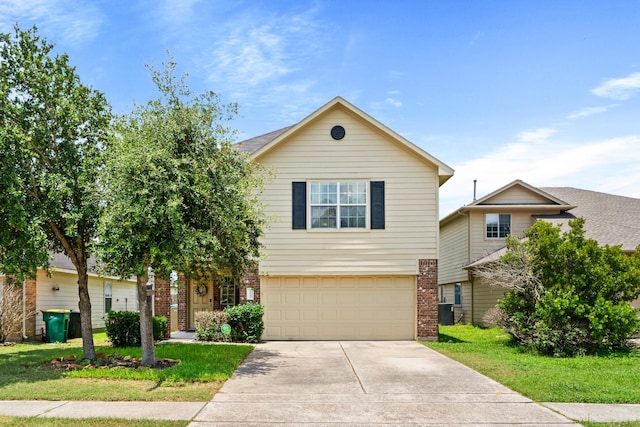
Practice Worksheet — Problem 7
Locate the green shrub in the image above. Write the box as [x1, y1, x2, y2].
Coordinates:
[495, 218, 640, 357]
[225, 303, 264, 343]
[105, 310, 167, 347]
[153, 316, 168, 341]
[194, 310, 229, 342]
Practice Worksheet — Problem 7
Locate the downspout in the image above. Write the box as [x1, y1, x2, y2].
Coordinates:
[22, 281, 28, 340]
[468, 211, 473, 323]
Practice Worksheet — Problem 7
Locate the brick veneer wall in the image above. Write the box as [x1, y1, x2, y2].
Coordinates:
[239, 268, 261, 304]
[153, 278, 171, 338]
[177, 273, 188, 332]
[417, 259, 438, 341]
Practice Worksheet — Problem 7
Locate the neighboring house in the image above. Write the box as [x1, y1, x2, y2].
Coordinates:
[1, 253, 138, 341]
[176, 96, 454, 340]
[439, 179, 640, 325]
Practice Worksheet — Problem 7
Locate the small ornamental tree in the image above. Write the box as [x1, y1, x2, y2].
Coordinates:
[0, 26, 111, 358]
[472, 218, 640, 356]
[97, 58, 266, 365]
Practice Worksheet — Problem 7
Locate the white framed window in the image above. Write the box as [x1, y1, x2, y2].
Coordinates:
[454, 282, 462, 306]
[486, 213, 511, 239]
[104, 282, 112, 313]
[309, 181, 367, 229]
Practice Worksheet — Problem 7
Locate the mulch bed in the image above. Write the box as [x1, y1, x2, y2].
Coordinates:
[48, 353, 180, 371]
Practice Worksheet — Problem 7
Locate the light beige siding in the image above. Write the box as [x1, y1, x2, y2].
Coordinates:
[469, 210, 554, 262]
[439, 214, 469, 284]
[471, 278, 508, 325]
[484, 186, 553, 204]
[261, 275, 415, 340]
[35, 270, 137, 335]
[256, 106, 440, 276]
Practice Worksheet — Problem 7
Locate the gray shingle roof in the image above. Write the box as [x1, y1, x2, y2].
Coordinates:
[235, 126, 293, 154]
[50, 252, 99, 273]
[539, 187, 640, 252]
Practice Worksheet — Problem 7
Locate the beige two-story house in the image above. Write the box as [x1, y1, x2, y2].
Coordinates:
[177, 96, 454, 340]
[439, 179, 640, 325]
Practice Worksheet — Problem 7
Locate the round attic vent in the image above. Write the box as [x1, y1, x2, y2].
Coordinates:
[330, 125, 345, 140]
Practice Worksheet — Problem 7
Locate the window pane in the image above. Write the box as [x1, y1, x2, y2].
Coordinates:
[310, 183, 321, 204]
[311, 206, 336, 228]
[486, 214, 498, 238]
[340, 182, 366, 204]
[454, 283, 461, 305]
[310, 182, 337, 205]
[340, 206, 366, 228]
[499, 214, 511, 238]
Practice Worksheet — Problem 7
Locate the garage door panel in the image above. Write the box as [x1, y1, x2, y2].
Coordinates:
[262, 276, 415, 340]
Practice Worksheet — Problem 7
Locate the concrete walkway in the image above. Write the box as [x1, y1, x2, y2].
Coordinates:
[1, 340, 639, 424]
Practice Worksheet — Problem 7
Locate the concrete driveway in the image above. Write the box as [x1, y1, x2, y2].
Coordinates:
[192, 341, 576, 426]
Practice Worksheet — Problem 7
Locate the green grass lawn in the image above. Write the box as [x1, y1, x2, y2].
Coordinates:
[0, 333, 253, 401]
[424, 325, 640, 404]
[0, 416, 188, 427]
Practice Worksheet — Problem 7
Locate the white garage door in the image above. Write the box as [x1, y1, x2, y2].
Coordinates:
[261, 276, 415, 340]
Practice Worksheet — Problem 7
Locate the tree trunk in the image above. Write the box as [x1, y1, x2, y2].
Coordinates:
[138, 274, 155, 366]
[77, 270, 96, 360]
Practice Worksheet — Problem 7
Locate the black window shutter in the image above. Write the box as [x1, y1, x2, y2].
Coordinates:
[292, 182, 306, 229]
[370, 181, 385, 229]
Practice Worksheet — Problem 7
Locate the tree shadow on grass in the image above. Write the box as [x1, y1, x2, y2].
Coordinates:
[0, 342, 78, 391]
[437, 333, 467, 343]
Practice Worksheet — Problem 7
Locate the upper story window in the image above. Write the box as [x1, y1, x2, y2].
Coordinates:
[486, 213, 511, 239]
[292, 181, 384, 230]
[310, 181, 367, 229]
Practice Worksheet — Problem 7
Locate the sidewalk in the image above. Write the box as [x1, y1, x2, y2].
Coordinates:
[2, 399, 640, 423]
[0, 400, 206, 420]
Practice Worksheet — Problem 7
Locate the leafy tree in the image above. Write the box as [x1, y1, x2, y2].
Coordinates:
[475, 218, 640, 356]
[97, 59, 266, 365]
[0, 26, 111, 359]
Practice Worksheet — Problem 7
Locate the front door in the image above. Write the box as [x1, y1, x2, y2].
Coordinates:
[189, 280, 213, 329]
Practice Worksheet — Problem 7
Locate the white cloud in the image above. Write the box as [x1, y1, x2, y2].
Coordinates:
[567, 104, 617, 119]
[0, 0, 103, 44]
[158, 0, 202, 24]
[439, 135, 640, 217]
[206, 7, 323, 91]
[591, 72, 640, 100]
[214, 26, 291, 87]
[517, 127, 557, 142]
[385, 97, 402, 108]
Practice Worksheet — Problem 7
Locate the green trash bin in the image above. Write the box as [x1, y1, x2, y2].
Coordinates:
[42, 309, 71, 343]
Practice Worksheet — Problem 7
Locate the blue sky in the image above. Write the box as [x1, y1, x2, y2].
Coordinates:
[2, 0, 640, 217]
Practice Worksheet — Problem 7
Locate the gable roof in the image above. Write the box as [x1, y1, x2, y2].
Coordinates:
[440, 179, 576, 226]
[539, 187, 640, 252]
[235, 96, 454, 186]
[470, 179, 569, 206]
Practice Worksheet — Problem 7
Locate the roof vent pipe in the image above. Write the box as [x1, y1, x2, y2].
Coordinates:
[473, 179, 477, 201]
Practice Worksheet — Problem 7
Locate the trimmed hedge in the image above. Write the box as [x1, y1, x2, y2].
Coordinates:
[194, 303, 264, 343]
[105, 310, 167, 347]
[194, 310, 229, 342]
